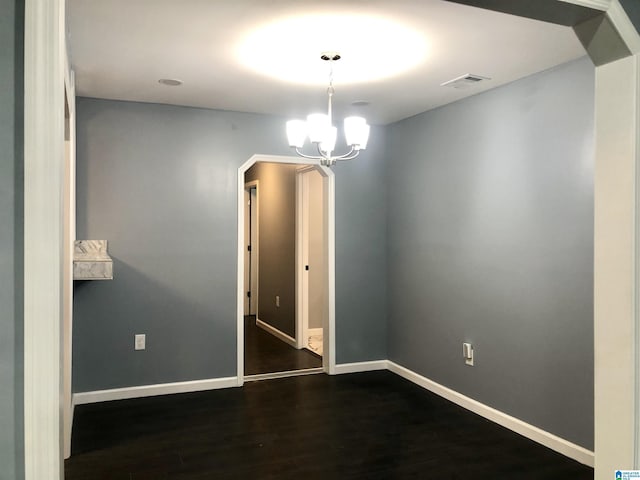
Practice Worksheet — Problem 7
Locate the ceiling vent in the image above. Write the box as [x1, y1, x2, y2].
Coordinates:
[441, 73, 490, 89]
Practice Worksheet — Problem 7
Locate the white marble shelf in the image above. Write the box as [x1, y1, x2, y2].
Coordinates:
[73, 240, 113, 280]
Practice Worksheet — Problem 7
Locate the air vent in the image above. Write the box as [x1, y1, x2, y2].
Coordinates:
[441, 74, 490, 89]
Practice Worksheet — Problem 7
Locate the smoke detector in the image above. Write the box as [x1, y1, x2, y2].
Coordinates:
[441, 73, 490, 89]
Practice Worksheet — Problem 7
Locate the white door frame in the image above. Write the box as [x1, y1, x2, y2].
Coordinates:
[22, 1, 640, 479]
[62, 70, 76, 461]
[236, 155, 336, 385]
[296, 167, 311, 350]
[295, 166, 328, 353]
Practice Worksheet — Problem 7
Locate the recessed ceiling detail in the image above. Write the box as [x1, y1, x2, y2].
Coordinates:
[235, 14, 428, 85]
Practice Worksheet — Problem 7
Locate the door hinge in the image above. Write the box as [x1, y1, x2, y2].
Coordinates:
[247, 245, 251, 252]
[247, 291, 251, 298]
[305, 265, 309, 271]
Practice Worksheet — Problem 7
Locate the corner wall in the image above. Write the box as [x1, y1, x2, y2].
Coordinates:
[386, 57, 595, 449]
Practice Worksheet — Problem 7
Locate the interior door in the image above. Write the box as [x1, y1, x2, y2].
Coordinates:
[297, 169, 325, 354]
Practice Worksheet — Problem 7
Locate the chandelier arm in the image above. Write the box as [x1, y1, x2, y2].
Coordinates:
[332, 146, 358, 160]
[336, 154, 360, 162]
[293, 147, 324, 161]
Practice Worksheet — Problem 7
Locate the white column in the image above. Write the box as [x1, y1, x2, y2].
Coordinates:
[593, 54, 638, 478]
[24, 0, 66, 478]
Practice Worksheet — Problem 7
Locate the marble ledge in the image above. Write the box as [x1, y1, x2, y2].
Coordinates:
[74, 240, 113, 280]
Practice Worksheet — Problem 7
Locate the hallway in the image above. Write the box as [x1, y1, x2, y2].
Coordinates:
[244, 315, 322, 375]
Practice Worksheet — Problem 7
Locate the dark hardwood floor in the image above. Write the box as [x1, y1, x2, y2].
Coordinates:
[65, 371, 593, 479]
[244, 315, 321, 375]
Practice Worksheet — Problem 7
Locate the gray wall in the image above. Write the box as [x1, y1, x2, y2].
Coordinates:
[335, 126, 388, 363]
[0, 0, 24, 478]
[386, 57, 595, 449]
[620, 0, 640, 33]
[245, 162, 297, 337]
[74, 98, 388, 391]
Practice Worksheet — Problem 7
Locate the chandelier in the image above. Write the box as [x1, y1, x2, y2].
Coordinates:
[286, 53, 370, 166]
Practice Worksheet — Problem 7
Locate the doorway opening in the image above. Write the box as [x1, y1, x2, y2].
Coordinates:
[237, 155, 336, 384]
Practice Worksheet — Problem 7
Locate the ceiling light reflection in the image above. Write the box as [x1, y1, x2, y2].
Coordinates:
[236, 14, 428, 85]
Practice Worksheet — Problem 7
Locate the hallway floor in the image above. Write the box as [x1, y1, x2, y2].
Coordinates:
[244, 315, 322, 375]
[64, 371, 593, 479]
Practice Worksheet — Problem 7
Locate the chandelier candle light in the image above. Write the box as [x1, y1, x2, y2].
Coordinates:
[286, 53, 370, 166]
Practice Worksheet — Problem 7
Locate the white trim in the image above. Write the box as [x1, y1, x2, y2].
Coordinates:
[594, 56, 638, 475]
[73, 377, 239, 405]
[306, 327, 323, 337]
[636, 52, 640, 472]
[387, 362, 595, 467]
[62, 85, 75, 460]
[237, 157, 252, 387]
[23, 0, 65, 479]
[244, 368, 324, 383]
[256, 318, 297, 347]
[295, 167, 329, 352]
[334, 360, 389, 374]
[295, 170, 310, 349]
[62, 65, 76, 462]
[324, 167, 336, 374]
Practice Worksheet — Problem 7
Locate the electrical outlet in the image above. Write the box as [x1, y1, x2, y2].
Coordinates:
[463, 342, 474, 366]
[275, 295, 280, 307]
[135, 334, 146, 351]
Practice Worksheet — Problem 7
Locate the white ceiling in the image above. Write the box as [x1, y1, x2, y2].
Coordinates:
[67, 0, 587, 125]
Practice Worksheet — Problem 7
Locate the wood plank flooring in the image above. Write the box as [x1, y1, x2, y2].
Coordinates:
[65, 371, 593, 479]
[244, 315, 321, 375]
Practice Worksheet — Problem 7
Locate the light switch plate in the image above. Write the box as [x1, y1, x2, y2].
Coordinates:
[135, 334, 146, 351]
[463, 342, 474, 366]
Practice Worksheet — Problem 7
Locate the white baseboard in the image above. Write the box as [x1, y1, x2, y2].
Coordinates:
[70, 358, 594, 468]
[334, 360, 389, 374]
[306, 327, 323, 337]
[73, 376, 238, 405]
[256, 318, 297, 347]
[386, 361, 594, 467]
